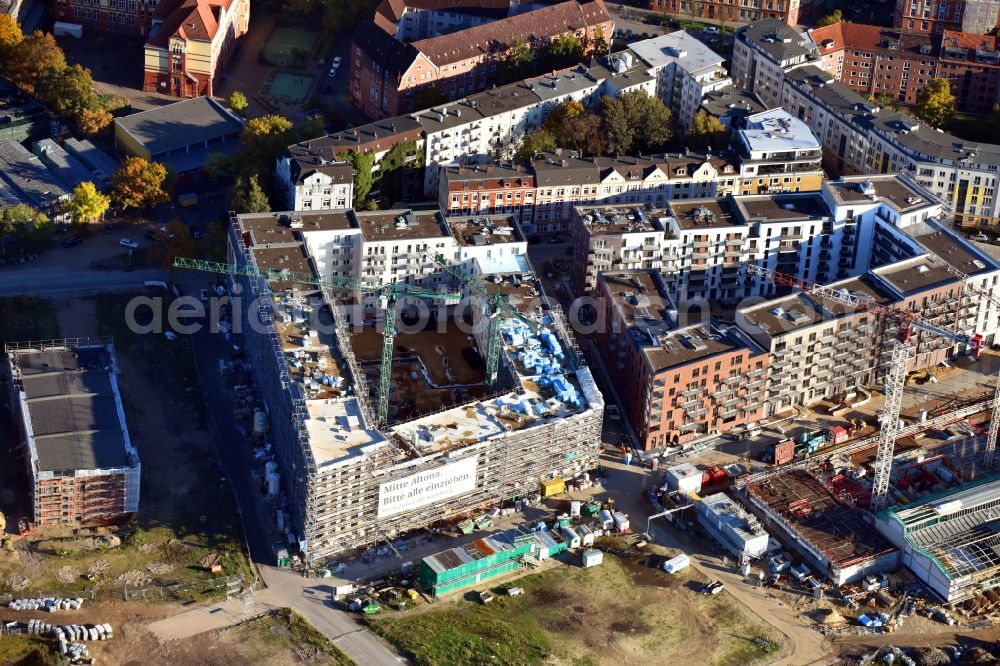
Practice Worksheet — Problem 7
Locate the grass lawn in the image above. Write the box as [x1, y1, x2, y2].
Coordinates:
[0, 634, 61, 665]
[240, 609, 356, 665]
[366, 556, 781, 666]
[0, 296, 60, 344]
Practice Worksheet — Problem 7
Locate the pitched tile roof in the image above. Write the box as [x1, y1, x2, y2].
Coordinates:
[810, 21, 933, 58]
[147, 0, 231, 47]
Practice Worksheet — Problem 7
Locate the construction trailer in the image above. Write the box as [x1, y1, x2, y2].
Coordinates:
[225, 212, 604, 564]
[877, 476, 1000, 603]
[3, 340, 140, 526]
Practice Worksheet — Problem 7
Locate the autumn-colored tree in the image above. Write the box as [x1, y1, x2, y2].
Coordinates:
[516, 129, 557, 163]
[147, 220, 197, 268]
[543, 100, 587, 142]
[689, 110, 729, 149]
[0, 15, 23, 59]
[62, 182, 109, 224]
[5, 31, 65, 93]
[240, 114, 296, 179]
[78, 107, 113, 136]
[914, 77, 956, 128]
[111, 157, 170, 210]
[0, 204, 49, 242]
[816, 9, 844, 27]
[228, 91, 248, 115]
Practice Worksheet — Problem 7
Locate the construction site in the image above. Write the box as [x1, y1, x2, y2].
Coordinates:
[2, 339, 140, 527]
[194, 208, 604, 564]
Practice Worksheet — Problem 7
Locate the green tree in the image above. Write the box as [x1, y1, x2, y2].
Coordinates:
[298, 114, 326, 141]
[516, 129, 557, 163]
[870, 92, 897, 111]
[111, 157, 170, 210]
[914, 77, 956, 128]
[617, 90, 673, 152]
[62, 182, 109, 224]
[689, 110, 728, 149]
[587, 26, 609, 57]
[5, 31, 65, 93]
[546, 34, 584, 69]
[0, 204, 49, 248]
[228, 91, 248, 115]
[497, 39, 533, 84]
[542, 100, 587, 145]
[378, 141, 423, 206]
[600, 96, 634, 155]
[231, 175, 271, 213]
[346, 150, 376, 208]
[816, 9, 844, 27]
[36, 64, 96, 119]
[204, 152, 237, 182]
[240, 114, 296, 179]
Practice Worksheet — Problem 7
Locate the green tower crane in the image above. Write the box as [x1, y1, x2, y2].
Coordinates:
[171, 257, 459, 427]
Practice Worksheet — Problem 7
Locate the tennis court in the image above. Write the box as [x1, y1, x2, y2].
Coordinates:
[267, 72, 314, 103]
[261, 26, 319, 68]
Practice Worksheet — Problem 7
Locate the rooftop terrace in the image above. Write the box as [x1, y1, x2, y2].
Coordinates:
[574, 205, 666, 235]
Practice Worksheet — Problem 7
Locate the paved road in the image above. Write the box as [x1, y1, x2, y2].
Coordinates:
[0, 266, 171, 296]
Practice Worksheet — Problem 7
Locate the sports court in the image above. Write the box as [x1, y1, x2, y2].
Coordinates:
[266, 72, 314, 103]
[260, 26, 319, 68]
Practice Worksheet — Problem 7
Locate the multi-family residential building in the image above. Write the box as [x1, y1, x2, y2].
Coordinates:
[277, 140, 354, 211]
[648, 0, 806, 26]
[626, 31, 730, 129]
[350, 0, 613, 118]
[735, 108, 824, 195]
[595, 270, 769, 449]
[734, 18, 1000, 230]
[4, 340, 140, 526]
[142, 0, 250, 98]
[809, 22, 1000, 113]
[569, 204, 670, 294]
[892, 0, 1000, 34]
[53, 0, 157, 35]
[372, 0, 514, 41]
[438, 163, 535, 225]
[732, 18, 818, 109]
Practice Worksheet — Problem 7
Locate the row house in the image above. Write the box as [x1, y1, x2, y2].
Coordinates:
[438, 163, 535, 225]
[595, 270, 769, 449]
[277, 140, 354, 211]
[350, 0, 613, 118]
[372, 0, 514, 42]
[54, 0, 158, 35]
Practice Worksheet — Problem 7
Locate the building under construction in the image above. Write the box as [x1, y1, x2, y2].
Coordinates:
[3, 340, 140, 526]
[225, 210, 603, 563]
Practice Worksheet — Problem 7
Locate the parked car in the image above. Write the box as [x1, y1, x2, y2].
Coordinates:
[332, 56, 342, 67]
[703, 26, 720, 35]
[328, 65, 339, 77]
[119, 238, 139, 250]
[700, 580, 725, 595]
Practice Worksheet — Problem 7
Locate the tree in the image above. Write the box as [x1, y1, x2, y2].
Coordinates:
[111, 157, 170, 210]
[914, 77, 956, 128]
[5, 31, 65, 93]
[497, 39, 533, 84]
[870, 92, 897, 111]
[147, 220, 196, 268]
[816, 9, 844, 27]
[346, 150, 376, 208]
[298, 114, 326, 141]
[228, 91, 248, 115]
[587, 26, 609, 57]
[378, 141, 423, 205]
[240, 114, 296, 178]
[36, 64, 96, 119]
[546, 34, 584, 69]
[0, 204, 49, 249]
[516, 129, 557, 163]
[204, 152, 237, 182]
[78, 107, 113, 136]
[542, 100, 587, 144]
[600, 96, 634, 155]
[0, 15, 23, 58]
[689, 110, 728, 149]
[618, 90, 673, 152]
[62, 182, 109, 224]
[231, 175, 271, 213]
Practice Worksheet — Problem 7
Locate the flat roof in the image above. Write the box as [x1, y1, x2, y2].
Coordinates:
[740, 108, 820, 153]
[10, 345, 132, 472]
[737, 193, 828, 223]
[828, 175, 932, 213]
[669, 199, 740, 230]
[574, 205, 666, 235]
[628, 30, 725, 74]
[304, 397, 386, 466]
[249, 244, 318, 290]
[356, 209, 450, 241]
[699, 87, 766, 120]
[740, 294, 825, 336]
[114, 96, 244, 156]
[873, 256, 960, 295]
[737, 18, 813, 63]
[448, 214, 524, 246]
[238, 210, 359, 241]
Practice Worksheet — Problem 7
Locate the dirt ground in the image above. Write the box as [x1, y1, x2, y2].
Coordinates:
[54, 298, 99, 339]
[1, 602, 353, 666]
[0, 295, 250, 599]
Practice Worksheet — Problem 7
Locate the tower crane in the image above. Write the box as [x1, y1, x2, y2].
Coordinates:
[171, 257, 460, 427]
[747, 263, 991, 513]
[422, 251, 541, 388]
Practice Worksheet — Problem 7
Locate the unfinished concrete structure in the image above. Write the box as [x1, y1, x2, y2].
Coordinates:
[3, 340, 140, 526]
[227, 209, 603, 563]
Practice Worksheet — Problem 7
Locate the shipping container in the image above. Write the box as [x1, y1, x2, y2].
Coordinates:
[662, 553, 690, 573]
[541, 478, 566, 497]
[581, 549, 603, 568]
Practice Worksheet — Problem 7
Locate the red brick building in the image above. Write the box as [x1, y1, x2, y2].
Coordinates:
[595, 271, 768, 450]
[53, 0, 157, 35]
[892, 0, 1000, 35]
[810, 22, 1000, 113]
[350, 0, 613, 119]
[438, 163, 535, 226]
[649, 0, 805, 26]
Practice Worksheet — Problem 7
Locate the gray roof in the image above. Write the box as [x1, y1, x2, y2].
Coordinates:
[629, 30, 725, 74]
[114, 96, 244, 157]
[737, 18, 814, 64]
[0, 140, 70, 208]
[699, 86, 766, 123]
[64, 138, 119, 183]
[32, 139, 94, 190]
[285, 141, 354, 185]
[11, 346, 134, 473]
